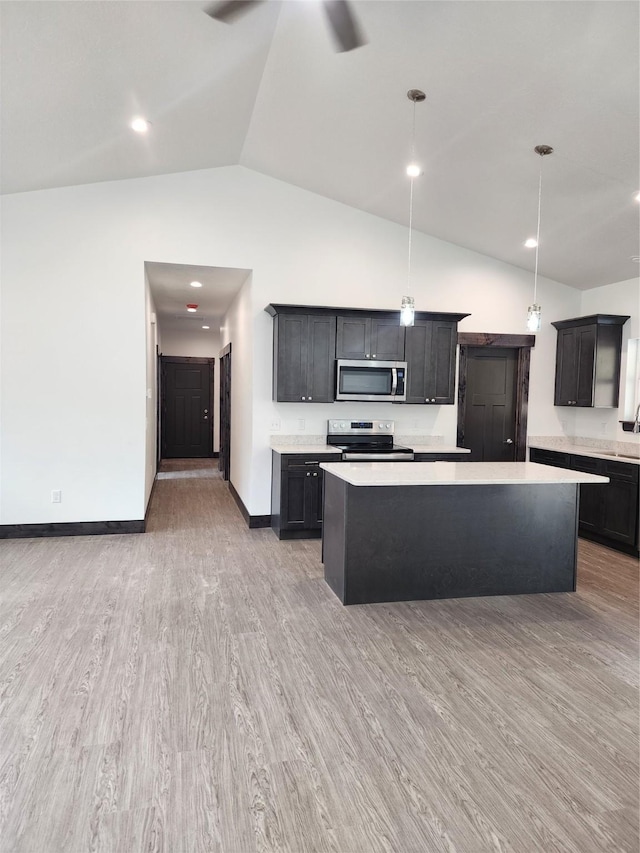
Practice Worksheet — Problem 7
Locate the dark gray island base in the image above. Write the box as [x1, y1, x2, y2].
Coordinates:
[320, 462, 609, 605]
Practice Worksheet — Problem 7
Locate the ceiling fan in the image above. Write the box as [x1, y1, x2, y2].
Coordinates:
[204, 0, 367, 53]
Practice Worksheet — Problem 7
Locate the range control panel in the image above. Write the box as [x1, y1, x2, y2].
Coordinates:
[328, 419, 395, 435]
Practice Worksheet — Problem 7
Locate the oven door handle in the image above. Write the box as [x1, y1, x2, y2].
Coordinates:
[343, 452, 415, 461]
[391, 368, 398, 396]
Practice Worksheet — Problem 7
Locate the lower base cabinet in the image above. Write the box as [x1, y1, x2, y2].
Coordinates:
[530, 448, 639, 554]
[271, 452, 341, 539]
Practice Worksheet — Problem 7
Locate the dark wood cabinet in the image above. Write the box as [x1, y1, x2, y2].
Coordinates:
[413, 452, 470, 461]
[529, 447, 639, 553]
[265, 305, 470, 407]
[271, 452, 341, 539]
[272, 312, 336, 402]
[551, 314, 629, 407]
[336, 315, 405, 361]
[405, 319, 458, 404]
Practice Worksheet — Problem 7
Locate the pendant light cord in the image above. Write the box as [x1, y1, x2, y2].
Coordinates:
[407, 99, 417, 293]
[533, 156, 544, 304]
[407, 176, 414, 291]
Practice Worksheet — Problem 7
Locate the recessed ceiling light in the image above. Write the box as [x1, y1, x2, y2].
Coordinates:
[202, 325, 210, 330]
[130, 117, 150, 134]
[190, 281, 202, 288]
[406, 164, 422, 178]
[524, 238, 538, 248]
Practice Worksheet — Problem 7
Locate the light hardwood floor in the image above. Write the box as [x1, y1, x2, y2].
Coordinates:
[1, 459, 638, 853]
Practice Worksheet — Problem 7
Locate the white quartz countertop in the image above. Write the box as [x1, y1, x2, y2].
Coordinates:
[271, 444, 470, 455]
[529, 441, 640, 465]
[320, 461, 610, 487]
[271, 445, 343, 455]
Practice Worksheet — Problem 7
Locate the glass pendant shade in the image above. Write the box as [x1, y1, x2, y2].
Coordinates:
[526, 303, 542, 332]
[400, 295, 415, 327]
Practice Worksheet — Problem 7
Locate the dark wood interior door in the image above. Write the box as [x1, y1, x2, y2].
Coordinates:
[161, 357, 214, 459]
[219, 344, 231, 481]
[460, 347, 518, 461]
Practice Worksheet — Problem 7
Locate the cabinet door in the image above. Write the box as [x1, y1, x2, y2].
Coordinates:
[370, 318, 405, 361]
[575, 326, 596, 406]
[405, 321, 432, 404]
[554, 327, 578, 405]
[336, 316, 370, 358]
[578, 484, 604, 532]
[275, 314, 309, 402]
[405, 320, 456, 404]
[274, 314, 335, 402]
[572, 455, 604, 532]
[428, 321, 457, 403]
[306, 314, 336, 402]
[601, 479, 638, 545]
[281, 467, 308, 530]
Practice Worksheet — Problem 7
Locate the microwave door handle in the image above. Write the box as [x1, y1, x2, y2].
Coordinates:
[391, 368, 398, 396]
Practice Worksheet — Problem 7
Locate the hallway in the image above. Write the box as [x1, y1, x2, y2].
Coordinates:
[1, 461, 638, 852]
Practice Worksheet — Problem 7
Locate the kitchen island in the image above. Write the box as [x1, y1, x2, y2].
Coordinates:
[320, 461, 610, 605]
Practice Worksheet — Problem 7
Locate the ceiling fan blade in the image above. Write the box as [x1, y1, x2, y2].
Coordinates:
[322, 0, 366, 52]
[203, 0, 263, 24]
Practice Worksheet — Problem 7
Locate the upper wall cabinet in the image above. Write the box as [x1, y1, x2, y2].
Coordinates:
[270, 311, 336, 402]
[405, 319, 460, 404]
[265, 304, 470, 405]
[551, 314, 629, 408]
[336, 315, 405, 361]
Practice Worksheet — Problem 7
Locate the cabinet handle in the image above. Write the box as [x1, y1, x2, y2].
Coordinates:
[313, 472, 318, 477]
[306, 472, 311, 477]
[309, 396, 312, 400]
[302, 396, 306, 400]
[372, 354, 377, 358]
[305, 461, 319, 465]
[365, 354, 370, 358]
[432, 398, 436, 403]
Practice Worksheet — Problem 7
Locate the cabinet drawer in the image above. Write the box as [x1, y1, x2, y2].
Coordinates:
[281, 454, 340, 470]
[570, 454, 603, 474]
[414, 453, 469, 462]
[529, 449, 570, 468]
[602, 459, 639, 483]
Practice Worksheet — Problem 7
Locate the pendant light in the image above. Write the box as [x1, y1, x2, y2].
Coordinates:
[527, 144, 553, 332]
[401, 89, 426, 327]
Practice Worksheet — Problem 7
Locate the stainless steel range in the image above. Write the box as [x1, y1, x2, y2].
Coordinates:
[326, 419, 414, 461]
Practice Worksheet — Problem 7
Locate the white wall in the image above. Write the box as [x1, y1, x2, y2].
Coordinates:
[2, 164, 611, 524]
[220, 273, 254, 504]
[144, 275, 159, 506]
[160, 327, 222, 359]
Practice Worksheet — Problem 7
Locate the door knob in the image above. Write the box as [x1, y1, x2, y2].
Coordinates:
[504, 438, 513, 444]
[203, 415, 208, 420]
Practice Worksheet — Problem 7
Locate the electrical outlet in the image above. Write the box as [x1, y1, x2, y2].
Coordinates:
[297, 418, 305, 430]
[270, 419, 281, 431]
[51, 490, 62, 503]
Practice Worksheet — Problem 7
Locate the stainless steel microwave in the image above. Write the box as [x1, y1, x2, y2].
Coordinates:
[335, 359, 407, 402]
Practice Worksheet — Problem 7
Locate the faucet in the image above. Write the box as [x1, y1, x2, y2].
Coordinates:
[633, 403, 640, 434]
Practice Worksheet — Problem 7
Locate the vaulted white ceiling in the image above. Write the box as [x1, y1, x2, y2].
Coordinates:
[2, 1, 638, 289]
